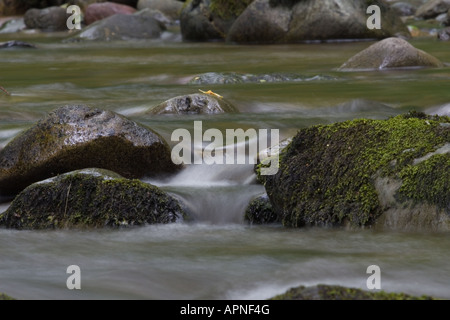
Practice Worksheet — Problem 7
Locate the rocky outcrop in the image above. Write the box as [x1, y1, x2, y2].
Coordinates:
[339, 37, 444, 71]
[0, 169, 186, 229]
[0, 105, 179, 199]
[258, 112, 450, 231]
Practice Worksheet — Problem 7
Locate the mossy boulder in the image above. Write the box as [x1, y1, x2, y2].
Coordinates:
[270, 284, 436, 300]
[0, 169, 185, 230]
[339, 37, 444, 71]
[244, 194, 279, 225]
[0, 105, 179, 200]
[149, 93, 238, 115]
[180, 0, 253, 41]
[258, 112, 450, 231]
[227, 0, 410, 44]
[0, 292, 15, 300]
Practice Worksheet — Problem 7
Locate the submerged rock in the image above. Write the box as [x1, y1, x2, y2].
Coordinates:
[339, 37, 444, 71]
[71, 13, 162, 41]
[24, 7, 68, 31]
[438, 27, 450, 40]
[149, 93, 238, 115]
[270, 284, 436, 300]
[0, 40, 36, 49]
[0, 169, 185, 230]
[85, 2, 137, 25]
[188, 72, 337, 84]
[244, 194, 279, 225]
[259, 112, 450, 231]
[0, 105, 178, 199]
[227, 0, 410, 44]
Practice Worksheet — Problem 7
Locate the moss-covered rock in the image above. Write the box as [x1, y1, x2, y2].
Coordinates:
[0, 292, 15, 300]
[339, 37, 444, 71]
[149, 93, 238, 115]
[244, 194, 279, 225]
[270, 284, 436, 300]
[259, 112, 450, 230]
[180, 0, 253, 41]
[0, 168, 186, 230]
[227, 0, 410, 44]
[0, 105, 179, 200]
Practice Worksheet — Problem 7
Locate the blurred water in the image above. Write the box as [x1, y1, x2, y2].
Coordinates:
[0, 33, 449, 300]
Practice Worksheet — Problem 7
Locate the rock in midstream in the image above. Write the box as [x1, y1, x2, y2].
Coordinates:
[0, 104, 179, 199]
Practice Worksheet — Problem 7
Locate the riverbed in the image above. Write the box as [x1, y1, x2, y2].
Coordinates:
[0, 31, 449, 300]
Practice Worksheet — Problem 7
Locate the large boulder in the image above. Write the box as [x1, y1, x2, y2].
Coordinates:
[258, 112, 450, 231]
[137, 0, 183, 20]
[338, 37, 444, 71]
[0, 105, 179, 199]
[149, 93, 238, 115]
[24, 6, 69, 31]
[180, 0, 253, 41]
[227, 0, 410, 44]
[416, 0, 450, 19]
[0, 0, 65, 16]
[85, 2, 137, 25]
[0, 169, 186, 230]
[71, 12, 162, 41]
[270, 284, 436, 300]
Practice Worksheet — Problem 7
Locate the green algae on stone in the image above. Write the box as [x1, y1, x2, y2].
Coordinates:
[270, 284, 437, 300]
[244, 194, 280, 225]
[0, 169, 186, 230]
[258, 112, 450, 229]
[0, 293, 15, 300]
[209, 0, 253, 19]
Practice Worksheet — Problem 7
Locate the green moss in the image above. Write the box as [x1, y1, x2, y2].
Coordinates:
[0, 293, 15, 300]
[270, 284, 437, 300]
[0, 169, 185, 230]
[260, 112, 450, 228]
[210, 0, 254, 19]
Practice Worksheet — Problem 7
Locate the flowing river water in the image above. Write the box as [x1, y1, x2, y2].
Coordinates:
[0, 31, 449, 300]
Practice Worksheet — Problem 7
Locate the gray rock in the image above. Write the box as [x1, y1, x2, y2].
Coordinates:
[339, 37, 444, 71]
[137, 0, 183, 20]
[181, 0, 253, 41]
[85, 2, 137, 25]
[24, 6, 69, 31]
[71, 13, 162, 41]
[391, 2, 417, 16]
[0, 0, 66, 15]
[149, 93, 238, 115]
[0, 105, 179, 198]
[228, 0, 410, 44]
[438, 26, 450, 39]
[0, 169, 186, 230]
[416, 0, 450, 19]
